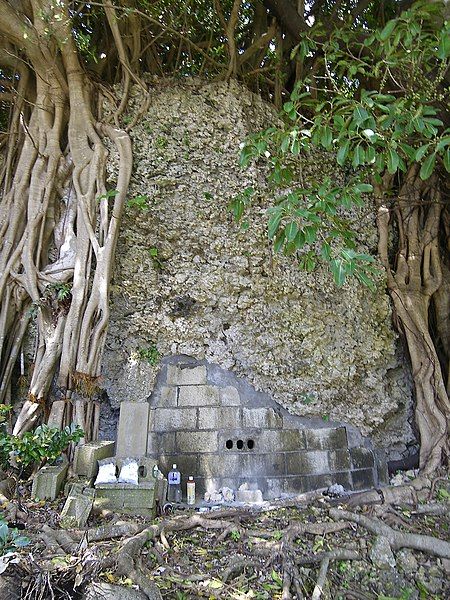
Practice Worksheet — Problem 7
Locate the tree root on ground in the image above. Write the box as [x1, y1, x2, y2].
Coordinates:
[330, 507, 450, 558]
[9, 494, 450, 600]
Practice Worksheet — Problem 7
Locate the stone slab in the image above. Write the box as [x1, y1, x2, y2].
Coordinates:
[167, 364, 207, 386]
[95, 482, 156, 514]
[158, 386, 178, 407]
[329, 449, 352, 471]
[257, 429, 306, 452]
[199, 453, 285, 478]
[350, 447, 375, 469]
[286, 450, 329, 475]
[152, 407, 197, 431]
[219, 386, 241, 406]
[198, 406, 241, 429]
[304, 427, 348, 450]
[351, 468, 376, 490]
[32, 460, 68, 500]
[60, 492, 93, 528]
[178, 385, 220, 407]
[176, 431, 218, 452]
[116, 402, 149, 457]
[242, 407, 283, 429]
[73, 441, 116, 478]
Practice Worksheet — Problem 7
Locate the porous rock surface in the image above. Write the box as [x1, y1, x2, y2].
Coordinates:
[103, 79, 414, 458]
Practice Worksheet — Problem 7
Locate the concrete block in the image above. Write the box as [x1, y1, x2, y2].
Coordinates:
[265, 477, 287, 498]
[219, 386, 241, 406]
[176, 431, 218, 452]
[158, 386, 178, 407]
[242, 407, 282, 429]
[32, 460, 68, 500]
[60, 492, 93, 528]
[116, 402, 149, 457]
[352, 468, 376, 490]
[218, 430, 260, 451]
[147, 432, 160, 454]
[157, 454, 199, 478]
[198, 407, 240, 429]
[47, 401, 66, 429]
[178, 385, 219, 407]
[155, 478, 168, 507]
[199, 452, 285, 478]
[95, 485, 124, 509]
[286, 450, 329, 475]
[285, 475, 309, 494]
[148, 432, 176, 454]
[374, 449, 389, 485]
[95, 483, 155, 515]
[167, 364, 207, 386]
[257, 429, 306, 452]
[152, 407, 197, 431]
[64, 479, 92, 497]
[329, 449, 351, 471]
[159, 432, 176, 454]
[73, 441, 115, 478]
[350, 447, 375, 469]
[304, 427, 348, 450]
[241, 453, 286, 478]
[122, 484, 155, 509]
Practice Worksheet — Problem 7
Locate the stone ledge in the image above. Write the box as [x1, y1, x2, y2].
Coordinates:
[167, 364, 207, 386]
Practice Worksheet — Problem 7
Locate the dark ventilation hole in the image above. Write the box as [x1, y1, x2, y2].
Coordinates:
[236, 439, 244, 450]
[247, 439, 255, 450]
[226, 439, 233, 449]
[139, 465, 147, 477]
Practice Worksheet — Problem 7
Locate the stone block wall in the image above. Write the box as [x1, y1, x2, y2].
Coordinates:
[117, 359, 381, 499]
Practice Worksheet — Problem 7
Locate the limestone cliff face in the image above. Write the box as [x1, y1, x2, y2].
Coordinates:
[103, 79, 414, 459]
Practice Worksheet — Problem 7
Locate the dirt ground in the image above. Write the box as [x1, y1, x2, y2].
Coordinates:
[1, 477, 449, 600]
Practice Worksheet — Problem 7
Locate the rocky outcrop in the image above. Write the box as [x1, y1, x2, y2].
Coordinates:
[102, 79, 415, 460]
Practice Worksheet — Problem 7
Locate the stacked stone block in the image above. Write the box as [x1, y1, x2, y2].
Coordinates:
[113, 363, 380, 499]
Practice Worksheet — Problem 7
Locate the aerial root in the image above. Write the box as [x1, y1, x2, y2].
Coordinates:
[330, 507, 450, 558]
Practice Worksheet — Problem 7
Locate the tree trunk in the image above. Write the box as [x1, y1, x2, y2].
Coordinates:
[376, 167, 450, 474]
[0, 0, 132, 439]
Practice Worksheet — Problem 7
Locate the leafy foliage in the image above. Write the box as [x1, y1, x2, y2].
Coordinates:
[0, 516, 29, 557]
[236, 0, 449, 288]
[0, 424, 84, 474]
[138, 344, 160, 366]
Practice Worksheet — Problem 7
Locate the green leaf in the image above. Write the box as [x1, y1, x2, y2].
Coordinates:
[268, 211, 282, 239]
[379, 20, 396, 41]
[352, 106, 369, 126]
[304, 225, 317, 244]
[366, 146, 376, 164]
[331, 259, 346, 286]
[352, 145, 365, 168]
[354, 183, 373, 193]
[285, 221, 298, 242]
[444, 148, 450, 173]
[419, 153, 436, 180]
[337, 140, 350, 166]
[321, 126, 333, 149]
[386, 148, 399, 174]
[271, 570, 283, 587]
[437, 30, 450, 59]
[273, 231, 285, 253]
